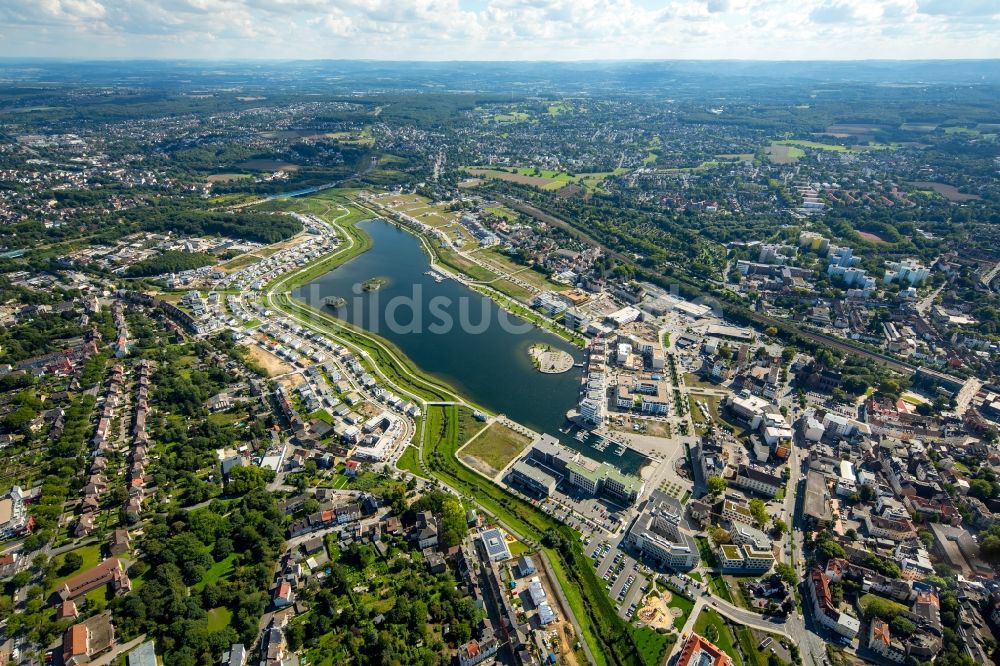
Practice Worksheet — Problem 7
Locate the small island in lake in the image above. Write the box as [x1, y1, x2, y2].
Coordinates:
[323, 296, 347, 309]
[361, 277, 388, 292]
[528, 344, 573, 374]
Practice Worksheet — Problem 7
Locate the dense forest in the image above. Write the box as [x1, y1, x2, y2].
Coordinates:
[125, 250, 216, 277]
[136, 209, 301, 244]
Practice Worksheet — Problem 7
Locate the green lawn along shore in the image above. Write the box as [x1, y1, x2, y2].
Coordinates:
[469, 284, 586, 348]
[361, 195, 586, 349]
[275, 293, 457, 404]
[264, 194, 373, 291]
[266, 190, 667, 666]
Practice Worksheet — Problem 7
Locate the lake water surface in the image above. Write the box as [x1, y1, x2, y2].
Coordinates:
[294, 219, 645, 473]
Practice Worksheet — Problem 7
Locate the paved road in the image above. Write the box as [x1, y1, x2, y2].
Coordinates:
[671, 595, 792, 652]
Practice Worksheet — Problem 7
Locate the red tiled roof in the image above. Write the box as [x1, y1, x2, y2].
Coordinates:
[677, 633, 731, 666]
[63, 623, 88, 661]
[870, 619, 890, 646]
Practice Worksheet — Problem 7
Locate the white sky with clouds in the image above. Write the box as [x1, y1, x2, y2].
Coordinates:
[0, 0, 997, 60]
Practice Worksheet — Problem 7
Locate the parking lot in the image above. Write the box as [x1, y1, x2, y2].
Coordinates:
[587, 537, 654, 618]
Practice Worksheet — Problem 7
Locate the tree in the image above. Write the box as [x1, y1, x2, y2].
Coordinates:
[772, 518, 788, 536]
[59, 552, 83, 576]
[890, 616, 916, 637]
[816, 534, 846, 562]
[776, 563, 797, 586]
[438, 495, 469, 548]
[707, 476, 727, 496]
[749, 499, 768, 527]
[969, 479, 994, 500]
[863, 596, 905, 621]
[709, 526, 731, 546]
[225, 465, 273, 496]
[10, 570, 31, 589]
[980, 534, 1000, 564]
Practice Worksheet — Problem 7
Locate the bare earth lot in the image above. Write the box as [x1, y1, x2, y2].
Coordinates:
[247, 343, 294, 376]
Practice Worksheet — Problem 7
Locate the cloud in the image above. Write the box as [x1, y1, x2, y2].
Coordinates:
[0, 0, 995, 59]
[810, 1, 859, 23]
[916, 0, 998, 17]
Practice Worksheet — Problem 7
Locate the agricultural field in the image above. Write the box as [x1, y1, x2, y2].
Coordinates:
[206, 172, 252, 183]
[765, 144, 804, 164]
[908, 181, 982, 202]
[462, 166, 625, 192]
[235, 159, 299, 171]
[773, 139, 896, 153]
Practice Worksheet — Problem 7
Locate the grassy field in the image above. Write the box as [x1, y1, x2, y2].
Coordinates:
[476, 247, 570, 293]
[709, 573, 736, 604]
[490, 277, 536, 303]
[48, 543, 104, 594]
[665, 590, 695, 630]
[684, 373, 720, 390]
[326, 127, 375, 146]
[460, 421, 531, 472]
[435, 245, 499, 282]
[508, 539, 531, 557]
[494, 111, 530, 122]
[193, 553, 237, 591]
[694, 608, 744, 666]
[206, 606, 233, 631]
[395, 445, 425, 478]
[485, 205, 519, 221]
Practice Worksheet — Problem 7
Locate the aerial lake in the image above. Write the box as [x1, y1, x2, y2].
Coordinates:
[294, 218, 646, 474]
